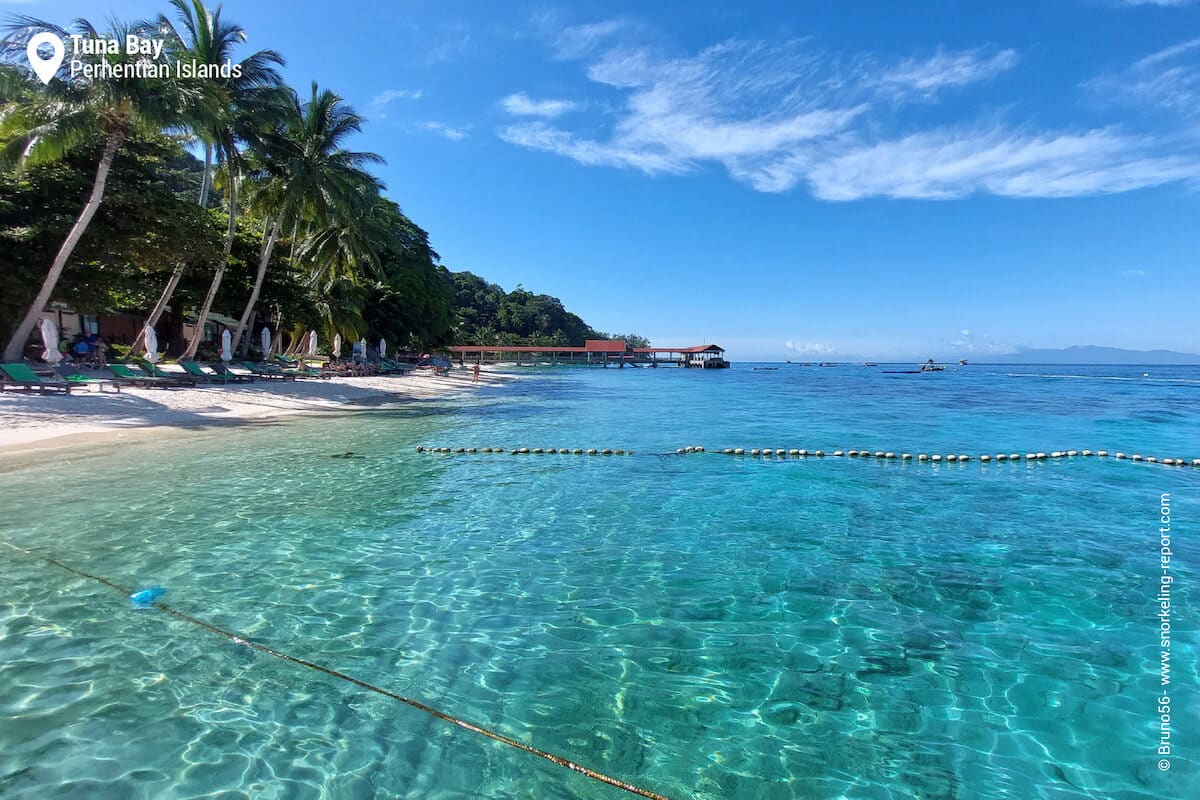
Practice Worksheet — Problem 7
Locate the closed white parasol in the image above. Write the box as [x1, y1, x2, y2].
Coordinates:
[333, 333, 342, 358]
[40, 318, 61, 365]
[260, 326, 271, 358]
[307, 331, 318, 356]
[379, 339, 386, 358]
[221, 329, 232, 362]
[143, 325, 160, 363]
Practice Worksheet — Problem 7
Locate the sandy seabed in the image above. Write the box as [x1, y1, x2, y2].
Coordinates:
[0, 366, 515, 460]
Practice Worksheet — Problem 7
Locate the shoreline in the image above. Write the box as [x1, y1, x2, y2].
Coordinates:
[0, 365, 516, 461]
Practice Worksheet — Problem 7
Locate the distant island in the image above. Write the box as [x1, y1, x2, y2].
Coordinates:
[978, 346, 1200, 365]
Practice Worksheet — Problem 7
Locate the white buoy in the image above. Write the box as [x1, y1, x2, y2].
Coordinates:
[750, 449, 760, 456]
[902, 453, 912, 460]
[735, 448, 745, 455]
[1067, 450, 1078, 457]
[833, 451, 844, 457]
[918, 454, 928, 461]
[1132, 454, 1143, 462]
[1082, 450, 1092, 456]
[1036, 452, 1047, 459]
[885, 452, 896, 459]
[1192, 459, 1200, 467]
[587, 449, 597, 455]
[814, 450, 825, 457]
[980, 455, 991, 462]
[1145, 456, 1157, 463]
[1162, 458, 1175, 465]
[931, 454, 942, 462]
[848, 450, 859, 457]
[1010, 453, 1021, 460]
[1115, 452, 1126, 459]
[996, 454, 1007, 461]
[467, 447, 477, 453]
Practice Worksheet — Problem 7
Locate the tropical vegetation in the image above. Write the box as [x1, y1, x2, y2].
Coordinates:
[0, 3, 643, 362]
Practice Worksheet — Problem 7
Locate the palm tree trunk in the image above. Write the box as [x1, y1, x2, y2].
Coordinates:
[2, 133, 124, 362]
[198, 141, 213, 206]
[135, 140, 216, 357]
[130, 260, 185, 356]
[231, 215, 282, 352]
[182, 172, 238, 360]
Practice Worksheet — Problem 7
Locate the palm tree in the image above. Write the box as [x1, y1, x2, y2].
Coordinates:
[0, 16, 197, 361]
[140, 0, 283, 359]
[231, 82, 383, 353]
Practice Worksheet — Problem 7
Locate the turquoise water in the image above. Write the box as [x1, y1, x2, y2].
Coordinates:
[1, 363, 1197, 799]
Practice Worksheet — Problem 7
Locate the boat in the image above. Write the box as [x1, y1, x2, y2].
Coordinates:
[920, 359, 945, 372]
[862, 362, 878, 367]
[819, 362, 837, 367]
[959, 359, 968, 366]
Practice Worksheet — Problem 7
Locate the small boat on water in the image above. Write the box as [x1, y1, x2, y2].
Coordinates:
[819, 362, 837, 367]
[862, 362, 878, 367]
[883, 359, 947, 375]
[959, 359, 969, 366]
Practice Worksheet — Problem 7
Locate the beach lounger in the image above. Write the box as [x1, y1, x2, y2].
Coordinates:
[180, 360, 253, 383]
[271, 357, 330, 379]
[0, 363, 74, 394]
[108, 364, 178, 388]
[52, 366, 121, 393]
[241, 361, 298, 381]
[214, 362, 285, 381]
[137, 362, 198, 386]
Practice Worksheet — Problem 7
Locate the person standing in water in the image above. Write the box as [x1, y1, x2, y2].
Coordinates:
[472, 363, 481, 383]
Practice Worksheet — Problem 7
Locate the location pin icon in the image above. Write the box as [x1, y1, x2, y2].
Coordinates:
[27, 32, 65, 85]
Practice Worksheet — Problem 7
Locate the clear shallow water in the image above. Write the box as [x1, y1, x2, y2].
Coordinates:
[1, 363, 1198, 799]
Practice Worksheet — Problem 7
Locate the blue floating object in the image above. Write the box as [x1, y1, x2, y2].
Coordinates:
[130, 586, 166, 608]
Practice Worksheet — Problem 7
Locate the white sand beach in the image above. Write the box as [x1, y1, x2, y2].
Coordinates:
[0, 365, 514, 457]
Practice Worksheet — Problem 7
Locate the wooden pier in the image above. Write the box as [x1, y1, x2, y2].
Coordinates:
[448, 340, 729, 368]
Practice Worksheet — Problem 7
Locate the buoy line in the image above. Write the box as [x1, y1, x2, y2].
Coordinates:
[414, 446, 1200, 469]
[0, 539, 674, 800]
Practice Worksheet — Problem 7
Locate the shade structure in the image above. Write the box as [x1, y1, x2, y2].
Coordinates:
[260, 327, 271, 358]
[307, 331, 318, 356]
[143, 325, 160, 363]
[333, 334, 342, 358]
[379, 339, 386, 358]
[40, 318, 61, 365]
[220, 329, 232, 362]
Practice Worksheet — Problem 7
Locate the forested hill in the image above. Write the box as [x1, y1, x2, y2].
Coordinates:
[442, 269, 648, 348]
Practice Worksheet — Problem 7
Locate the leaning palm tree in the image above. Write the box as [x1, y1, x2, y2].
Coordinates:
[230, 82, 383, 352]
[138, 0, 284, 359]
[0, 16, 197, 361]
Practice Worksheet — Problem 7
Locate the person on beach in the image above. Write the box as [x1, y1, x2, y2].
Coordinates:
[472, 363, 480, 383]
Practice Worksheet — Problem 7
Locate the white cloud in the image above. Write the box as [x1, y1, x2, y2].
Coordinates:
[1122, 268, 1148, 277]
[873, 48, 1018, 95]
[499, 25, 1200, 199]
[501, 92, 577, 118]
[554, 18, 633, 59]
[799, 127, 1200, 200]
[369, 89, 422, 119]
[420, 121, 469, 141]
[1089, 38, 1200, 117]
[785, 340, 836, 355]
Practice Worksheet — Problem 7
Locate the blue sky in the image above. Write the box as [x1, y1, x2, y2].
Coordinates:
[8, 0, 1200, 359]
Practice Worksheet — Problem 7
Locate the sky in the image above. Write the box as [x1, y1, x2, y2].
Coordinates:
[7, 0, 1200, 360]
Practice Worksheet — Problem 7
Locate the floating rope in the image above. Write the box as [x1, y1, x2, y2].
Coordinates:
[0, 539, 672, 800]
[415, 445, 1200, 468]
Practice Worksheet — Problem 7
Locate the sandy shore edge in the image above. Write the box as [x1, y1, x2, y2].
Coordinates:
[0, 365, 517, 462]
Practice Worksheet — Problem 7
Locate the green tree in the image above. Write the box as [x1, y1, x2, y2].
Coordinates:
[135, 0, 284, 356]
[234, 81, 382, 351]
[0, 17, 198, 360]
